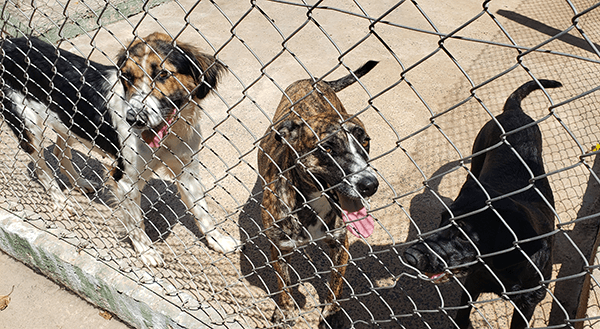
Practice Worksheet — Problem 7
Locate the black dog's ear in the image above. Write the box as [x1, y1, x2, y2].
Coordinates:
[274, 118, 302, 144]
[177, 44, 225, 99]
[439, 210, 452, 227]
[491, 209, 543, 270]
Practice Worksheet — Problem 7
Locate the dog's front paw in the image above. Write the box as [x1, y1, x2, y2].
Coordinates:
[130, 236, 164, 267]
[49, 190, 78, 217]
[271, 308, 296, 328]
[207, 233, 240, 254]
[139, 248, 164, 267]
[319, 306, 346, 329]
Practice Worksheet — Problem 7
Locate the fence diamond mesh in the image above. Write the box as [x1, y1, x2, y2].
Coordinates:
[1, 0, 600, 328]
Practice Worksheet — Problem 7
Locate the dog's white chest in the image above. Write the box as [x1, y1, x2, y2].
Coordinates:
[306, 194, 332, 239]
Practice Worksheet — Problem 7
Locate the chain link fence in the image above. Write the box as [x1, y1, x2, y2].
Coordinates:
[1, 0, 600, 328]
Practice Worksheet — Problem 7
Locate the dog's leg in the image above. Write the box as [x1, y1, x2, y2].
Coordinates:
[53, 133, 99, 194]
[320, 234, 349, 329]
[455, 277, 483, 329]
[508, 258, 552, 329]
[270, 245, 297, 327]
[175, 158, 239, 253]
[509, 287, 546, 329]
[117, 178, 163, 266]
[113, 156, 163, 266]
[455, 291, 474, 329]
[27, 130, 72, 213]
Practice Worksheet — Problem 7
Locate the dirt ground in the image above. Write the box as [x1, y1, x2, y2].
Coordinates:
[1, 0, 600, 328]
[0, 250, 131, 329]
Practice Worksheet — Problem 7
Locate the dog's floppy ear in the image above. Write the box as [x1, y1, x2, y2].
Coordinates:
[115, 49, 127, 68]
[491, 207, 543, 270]
[116, 39, 145, 68]
[273, 118, 302, 145]
[177, 44, 225, 99]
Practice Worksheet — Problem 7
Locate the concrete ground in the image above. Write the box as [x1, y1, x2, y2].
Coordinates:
[1, 0, 600, 328]
[0, 250, 130, 329]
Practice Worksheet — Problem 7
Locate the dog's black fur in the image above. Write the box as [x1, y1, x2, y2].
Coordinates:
[1, 37, 125, 178]
[404, 80, 561, 329]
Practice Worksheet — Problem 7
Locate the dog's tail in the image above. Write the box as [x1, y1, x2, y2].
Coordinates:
[503, 79, 562, 112]
[327, 61, 379, 92]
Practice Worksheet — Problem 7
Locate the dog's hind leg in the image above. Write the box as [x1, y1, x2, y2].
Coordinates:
[2, 95, 70, 213]
[53, 132, 100, 194]
[28, 129, 72, 213]
[320, 234, 349, 329]
[176, 158, 239, 253]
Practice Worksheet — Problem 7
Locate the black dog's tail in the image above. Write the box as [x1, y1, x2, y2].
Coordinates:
[327, 60, 379, 92]
[503, 79, 562, 112]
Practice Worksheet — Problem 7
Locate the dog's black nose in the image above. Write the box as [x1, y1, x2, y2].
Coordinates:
[404, 247, 426, 269]
[126, 109, 147, 128]
[357, 176, 379, 197]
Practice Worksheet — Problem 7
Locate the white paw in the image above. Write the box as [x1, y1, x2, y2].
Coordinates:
[131, 237, 164, 267]
[49, 189, 76, 215]
[63, 200, 78, 216]
[207, 233, 240, 253]
[139, 249, 164, 267]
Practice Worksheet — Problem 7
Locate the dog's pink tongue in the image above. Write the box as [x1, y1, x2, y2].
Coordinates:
[339, 195, 374, 238]
[147, 123, 170, 148]
[147, 114, 175, 148]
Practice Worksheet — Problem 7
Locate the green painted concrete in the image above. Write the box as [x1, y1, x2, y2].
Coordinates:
[1, 0, 170, 43]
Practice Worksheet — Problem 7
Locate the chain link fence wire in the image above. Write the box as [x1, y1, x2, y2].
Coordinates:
[1, 0, 600, 328]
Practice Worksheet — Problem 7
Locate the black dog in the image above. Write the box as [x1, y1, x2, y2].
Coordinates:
[404, 80, 561, 329]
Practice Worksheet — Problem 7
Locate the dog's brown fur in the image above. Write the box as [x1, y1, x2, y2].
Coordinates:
[108, 32, 240, 265]
[258, 61, 379, 328]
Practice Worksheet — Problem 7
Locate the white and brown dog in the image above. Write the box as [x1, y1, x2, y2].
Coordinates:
[0, 32, 239, 266]
[258, 61, 379, 328]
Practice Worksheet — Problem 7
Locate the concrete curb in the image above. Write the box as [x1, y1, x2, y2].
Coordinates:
[0, 209, 245, 329]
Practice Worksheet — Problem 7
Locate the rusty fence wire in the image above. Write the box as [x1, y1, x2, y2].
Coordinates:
[1, 0, 600, 328]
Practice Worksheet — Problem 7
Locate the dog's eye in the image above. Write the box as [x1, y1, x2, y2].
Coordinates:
[121, 71, 134, 84]
[320, 143, 333, 154]
[457, 233, 469, 242]
[361, 138, 370, 148]
[155, 70, 171, 82]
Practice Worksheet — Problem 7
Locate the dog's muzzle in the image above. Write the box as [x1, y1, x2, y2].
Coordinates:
[405, 245, 465, 284]
[335, 170, 379, 211]
[337, 172, 379, 238]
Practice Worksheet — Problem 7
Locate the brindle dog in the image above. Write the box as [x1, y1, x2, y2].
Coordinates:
[258, 61, 379, 328]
